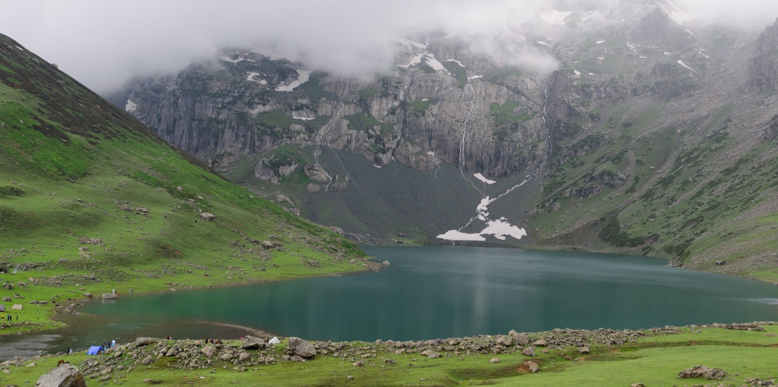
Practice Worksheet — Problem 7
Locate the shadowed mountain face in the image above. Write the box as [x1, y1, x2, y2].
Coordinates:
[114, 5, 778, 280]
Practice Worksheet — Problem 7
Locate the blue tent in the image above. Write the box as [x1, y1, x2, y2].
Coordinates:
[86, 346, 102, 355]
[0, 304, 5, 312]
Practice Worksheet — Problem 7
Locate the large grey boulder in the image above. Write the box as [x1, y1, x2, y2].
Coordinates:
[286, 337, 316, 358]
[241, 335, 266, 350]
[134, 337, 158, 346]
[201, 346, 217, 357]
[35, 364, 86, 387]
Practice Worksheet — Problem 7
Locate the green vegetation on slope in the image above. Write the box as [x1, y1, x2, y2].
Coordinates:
[0, 35, 368, 335]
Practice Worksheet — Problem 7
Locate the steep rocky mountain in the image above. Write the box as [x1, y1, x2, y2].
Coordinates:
[116, 3, 778, 280]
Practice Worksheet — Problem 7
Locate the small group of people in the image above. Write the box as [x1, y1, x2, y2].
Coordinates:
[100, 340, 116, 352]
[0, 314, 16, 321]
[204, 338, 223, 344]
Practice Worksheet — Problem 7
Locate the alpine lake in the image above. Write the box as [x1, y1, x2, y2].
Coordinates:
[2, 246, 778, 359]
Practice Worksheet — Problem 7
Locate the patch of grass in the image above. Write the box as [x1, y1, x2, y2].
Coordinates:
[442, 60, 467, 88]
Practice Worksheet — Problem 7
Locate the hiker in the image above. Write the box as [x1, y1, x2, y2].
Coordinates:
[111, 339, 115, 347]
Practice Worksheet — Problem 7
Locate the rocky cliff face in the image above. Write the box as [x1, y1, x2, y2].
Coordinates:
[125, 38, 547, 180]
[748, 18, 778, 92]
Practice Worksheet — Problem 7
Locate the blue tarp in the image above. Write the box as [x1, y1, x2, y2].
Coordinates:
[86, 346, 102, 355]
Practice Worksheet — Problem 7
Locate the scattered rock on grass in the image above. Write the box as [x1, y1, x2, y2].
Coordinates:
[678, 365, 725, 380]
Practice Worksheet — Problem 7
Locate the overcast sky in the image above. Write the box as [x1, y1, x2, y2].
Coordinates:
[2, 0, 778, 94]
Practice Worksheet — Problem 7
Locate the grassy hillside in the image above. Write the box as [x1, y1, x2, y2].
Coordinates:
[0, 34, 367, 334]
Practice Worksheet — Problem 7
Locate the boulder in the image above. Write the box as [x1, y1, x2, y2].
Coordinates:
[524, 361, 539, 373]
[241, 335, 266, 350]
[165, 347, 179, 357]
[201, 346, 217, 357]
[420, 349, 441, 358]
[134, 337, 158, 346]
[578, 346, 590, 354]
[532, 339, 548, 347]
[268, 337, 281, 345]
[101, 293, 118, 300]
[286, 337, 316, 358]
[678, 365, 725, 380]
[35, 364, 86, 387]
[83, 293, 93, 298]
[513, 333, 529, 346]
[522, 347, 536, 357]
[238, 352, 250, 362]
[496, 335, 513, 346]
[141, 356, 153, 365]
[200, 213, 215, 222]
[490, 358, 501, 363]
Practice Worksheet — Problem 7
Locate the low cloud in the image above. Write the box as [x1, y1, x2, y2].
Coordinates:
[1, 0, 777, 93]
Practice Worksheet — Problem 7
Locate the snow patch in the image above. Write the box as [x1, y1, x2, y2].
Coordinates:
[15, 46, 24, 51]
[574, 70, 581, 76]
[685, 29, 695, 37]
[220, 56, 246, 64]
[540, 10, 572, 25]
[467, 75, 483, 80]
[474, 173, 496, 185]
[398, 54, 424, 69]
[125, 99, 137, 113]
[276, 70, 311, 92]
[537, 40, 550, 47]
[246, 72, 267, 84]
[437, 230, 486, 242]
[698, 50, 709, 59]
[480, 219, 527, 240]
[596, 40, 606, 44]
[396, 37, 427, 50]
[446, 59, 465, 67]
[425, 55, 449, 73]
[665, 0, 694, 25]
[597, 57, 605, 60]
[292, 112, 315, 121]
[676, 60, 696, 73]
[664, 52, 673, 55]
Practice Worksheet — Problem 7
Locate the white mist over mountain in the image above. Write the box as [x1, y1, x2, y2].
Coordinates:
[1, 0, 777, 93]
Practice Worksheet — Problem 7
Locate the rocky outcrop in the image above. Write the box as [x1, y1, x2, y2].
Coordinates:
[678, 365, 725, 380]
[630, 8, 695, 50]
[748, 18, 778, 92]
[35, 364, 86, 387]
